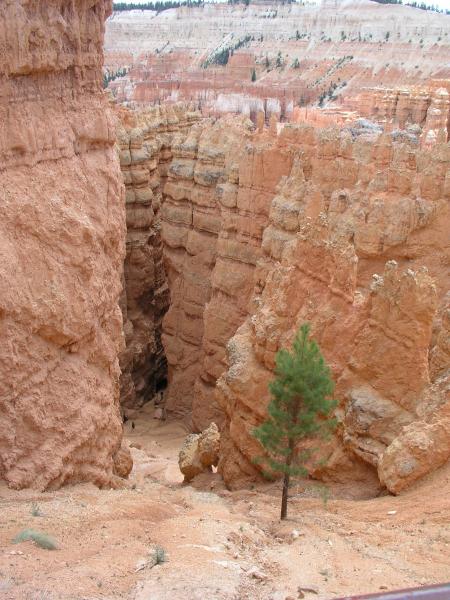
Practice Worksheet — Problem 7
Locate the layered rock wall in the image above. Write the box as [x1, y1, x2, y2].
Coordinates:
[0, 0, 127, 490]
[216, 125, 450, 492]
[105, 1, 450, 119]
[341, 83, 450, 144]
[116, 105, 200, 407]
[161, 117, 299, 428]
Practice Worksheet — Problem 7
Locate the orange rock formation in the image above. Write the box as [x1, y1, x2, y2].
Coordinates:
[116, 103, 449, 494]
[104, 1, 450, 124]
[215, 125, 450, 493]
[0, 0, 129, 490]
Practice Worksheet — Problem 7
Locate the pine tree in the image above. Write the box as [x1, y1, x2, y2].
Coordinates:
[252, 323, 336, 520]
[251, 68, 257, 82]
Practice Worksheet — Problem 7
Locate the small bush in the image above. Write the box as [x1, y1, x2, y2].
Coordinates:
[152, 545, 167, 566]
[31, 503, 43, 517]
[13, 529, 58, 550]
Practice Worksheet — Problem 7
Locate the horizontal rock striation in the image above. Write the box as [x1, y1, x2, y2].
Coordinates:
[104, 1, 450, 122]
[161, 117, 298, 429]
[340, 83, 450, 146]
[161, 116, 255, 425]
[215, 124, 450, 492]
[116, 104, 200, 408]
[0, 0, 128, 490]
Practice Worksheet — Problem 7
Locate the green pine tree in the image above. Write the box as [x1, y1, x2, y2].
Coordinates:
[252, 323, 336, 520]
[251, 68, 257, 82]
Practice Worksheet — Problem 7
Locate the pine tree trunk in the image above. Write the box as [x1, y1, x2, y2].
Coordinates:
[280, 438, 295, 520]
[280, 470, 290, 520]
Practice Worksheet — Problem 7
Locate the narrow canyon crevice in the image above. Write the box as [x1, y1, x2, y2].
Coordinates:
[117, 106, 295, 430]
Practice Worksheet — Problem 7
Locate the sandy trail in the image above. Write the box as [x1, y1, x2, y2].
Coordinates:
[1, 406, 449, 600]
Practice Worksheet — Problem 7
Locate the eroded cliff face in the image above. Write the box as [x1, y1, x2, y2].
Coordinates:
[116, 104, 449, 493]
[216, 125, 450, 492]
[162, 117, 299, 429]
[116, 105, 201, 408]
[339, 83, 450, 146]
[104, 1, 450, 121]
[0, 0, 128, 490]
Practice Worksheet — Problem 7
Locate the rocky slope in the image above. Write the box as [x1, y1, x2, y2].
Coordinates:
[0, 0, 128, 490]
[2, 410, 450, 599]
[104, 1, 450, 122]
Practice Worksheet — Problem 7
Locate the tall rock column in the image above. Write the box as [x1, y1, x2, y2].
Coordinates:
[0, 0, 127, 490]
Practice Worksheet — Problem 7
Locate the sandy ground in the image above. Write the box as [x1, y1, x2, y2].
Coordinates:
[1, 404, 450, 600]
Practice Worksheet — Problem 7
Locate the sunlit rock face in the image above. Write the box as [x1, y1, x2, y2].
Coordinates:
[0, 0, 128, 490]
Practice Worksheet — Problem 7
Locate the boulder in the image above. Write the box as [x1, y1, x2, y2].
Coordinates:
[178, 423, 220, 482]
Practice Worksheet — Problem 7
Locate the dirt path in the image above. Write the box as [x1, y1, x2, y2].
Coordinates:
[1, 407, 449, 600]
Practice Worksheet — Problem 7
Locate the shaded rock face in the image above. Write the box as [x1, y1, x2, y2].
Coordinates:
[0, 0, 127, 490]
[215, 125, 450, 492]
[116, 105, 201, 408]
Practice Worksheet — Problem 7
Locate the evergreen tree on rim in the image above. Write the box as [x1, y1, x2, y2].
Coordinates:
[252, 323, 336, 520]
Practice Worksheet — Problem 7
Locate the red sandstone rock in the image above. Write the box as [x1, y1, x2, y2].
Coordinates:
[113, 443, 133, 479]
[214, 124, 450, 492]
[104, 2, 450, 127]
[0, 0, 128, 490]
[178, 422, 220, 482]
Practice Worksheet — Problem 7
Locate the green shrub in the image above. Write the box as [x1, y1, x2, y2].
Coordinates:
[152, 545, 167, 565]
[252, 324, 336, 520]
[31, 503, 43, 517]
[13, 529, 58, 550]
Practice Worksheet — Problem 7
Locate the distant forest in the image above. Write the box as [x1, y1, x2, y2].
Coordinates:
[112, 1, 203, 12]
[372, 0, 450, 13]
[112, 0, 449, 14]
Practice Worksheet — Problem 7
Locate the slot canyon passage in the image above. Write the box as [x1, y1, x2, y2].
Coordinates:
[0, 1, 450, 599]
